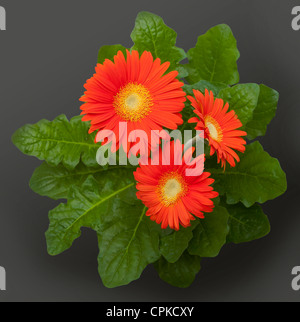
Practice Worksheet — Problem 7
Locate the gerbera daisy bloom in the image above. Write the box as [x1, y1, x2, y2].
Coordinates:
[134, 140, 218, 230]
[188, 89, 247, 168]
[80, 50, 186, 153]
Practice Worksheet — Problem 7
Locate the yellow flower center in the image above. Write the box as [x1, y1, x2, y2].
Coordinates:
[205, 115, 223, 142]
[157, 171, 188, 207]
[113, 82, 153, 122]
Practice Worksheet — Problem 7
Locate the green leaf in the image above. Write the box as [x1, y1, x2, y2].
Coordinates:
[29, 162, 129, 200]
[97, 206, 160, 288]
[218, 83, 260, 126]
[12, 115, 99, 170]
[185, 24, 240, 85]
[224, 202, 270, 244]
[97, 45, 127, 64]
[45, 169, 135, 255]
[246, 84, 279, 140]
[183, 80, 228, 97]
[131, 11, 186, 77]
[176, 65, 189, 79]
[160, 221, 198, 263]
[208, 141, 287, 207]
[188, 206, 229, 258]
[154, 251, 201, 288]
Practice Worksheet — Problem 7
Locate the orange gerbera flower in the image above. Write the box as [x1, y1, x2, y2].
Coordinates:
[80, 50, 186, 152]
[188, 89, 247, 168]
[134, 141, 218, 230]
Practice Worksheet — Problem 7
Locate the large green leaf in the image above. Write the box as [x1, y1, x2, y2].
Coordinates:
[154, 251, 201, 288]
[218, 83, 260, 126]
[98, 44, 127, 64]
[208, 141, 287, 207]
[245, 84, 279, 140]
[30, 162, 129, 200]
[46, 168, 160, 288]
[12, 115, 99, 170]
[46, 169, 135, 255]
[160, 221, 198, 263]
[185, 24, 240, 84]
[131, 11, 187, 77]
[97, 206, 160, 288]
[188, 206, 229, 258]
[184, 80, 228, 97]
[225, 202, 270, 244]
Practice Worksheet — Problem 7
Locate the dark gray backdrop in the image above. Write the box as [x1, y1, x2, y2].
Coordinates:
[0, 0, 299, 302]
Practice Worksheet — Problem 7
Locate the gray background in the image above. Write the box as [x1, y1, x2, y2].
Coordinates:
[0, 0, 299, 302]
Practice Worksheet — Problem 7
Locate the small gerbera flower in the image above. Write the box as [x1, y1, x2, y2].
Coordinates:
[134, 141, 218, 230]
[188, 89, 247, 168]
[80, 50, 186, 152]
